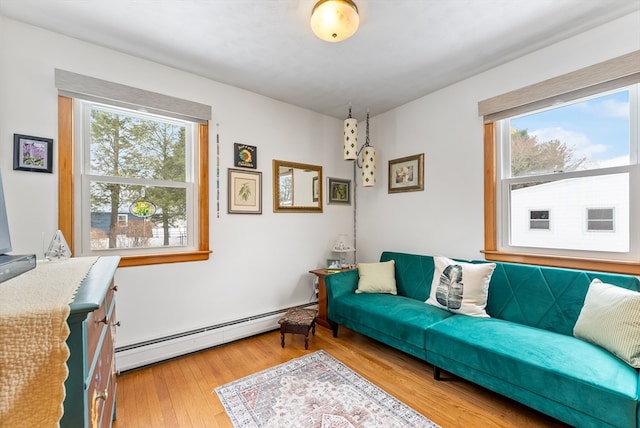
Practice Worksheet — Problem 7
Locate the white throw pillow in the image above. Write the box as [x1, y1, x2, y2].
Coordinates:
[574, 278, 640, 368]
[425, 256, 496, 317]
[356, 260, 397, 294]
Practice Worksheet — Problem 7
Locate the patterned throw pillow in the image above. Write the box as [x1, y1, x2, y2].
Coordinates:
[356, 260, 397, 294]
[574, 278, 640, 368]
[425, 256, 496, 317]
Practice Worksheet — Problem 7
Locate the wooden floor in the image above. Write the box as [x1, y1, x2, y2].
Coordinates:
[113, 326, 570, 428]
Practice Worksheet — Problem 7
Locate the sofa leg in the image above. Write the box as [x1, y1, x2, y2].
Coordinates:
[433, 366, 441, 381]
[329, 321, 339, 338]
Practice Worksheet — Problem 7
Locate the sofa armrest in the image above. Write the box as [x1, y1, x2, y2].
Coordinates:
[325, 269, 359, 302]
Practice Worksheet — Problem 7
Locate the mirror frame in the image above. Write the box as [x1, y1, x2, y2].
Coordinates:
[272, 159, 323, 213]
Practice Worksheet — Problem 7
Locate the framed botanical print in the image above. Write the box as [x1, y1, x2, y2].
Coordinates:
[228, 168, 262, 214]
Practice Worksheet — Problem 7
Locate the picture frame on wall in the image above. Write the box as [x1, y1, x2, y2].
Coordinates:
[327, 177, 351, 205]
[13, 134, 54, 173]
[234, 143, 257, 169]
[388, 153, 424, 193]
[228, 168, 262, 214]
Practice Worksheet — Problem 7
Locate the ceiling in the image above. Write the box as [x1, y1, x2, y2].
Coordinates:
[1, 0, 638, 120]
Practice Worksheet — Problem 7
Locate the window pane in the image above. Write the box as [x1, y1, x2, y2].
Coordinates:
[90, 182, 187, 250]
[509, 174, 628, 252]
[90, 107, 187, 181]
[587, 208, 614, 231]
[509, 89, 630, 178]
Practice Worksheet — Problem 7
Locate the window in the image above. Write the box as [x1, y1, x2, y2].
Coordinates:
[498, 87, 635, 256]
[56, 70, 211, 267]
[529, 210, 550, 230]
[479, 51, 640, 273]
[79, 102, 194, 254]
[587, 208, 614, 232]
[117, 214, 128, 227]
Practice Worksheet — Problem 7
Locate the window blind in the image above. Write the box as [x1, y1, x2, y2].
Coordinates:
[55, 69, 211, 124]
[478, 50, 640, 122]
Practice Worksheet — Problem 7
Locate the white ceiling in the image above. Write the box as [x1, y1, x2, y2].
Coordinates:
[1, 0, 638, 120]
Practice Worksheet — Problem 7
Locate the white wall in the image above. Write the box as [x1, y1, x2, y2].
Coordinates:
[2, 10, 639, 366]
[356, 11, 640, 263]
[0, 18, 354, 351]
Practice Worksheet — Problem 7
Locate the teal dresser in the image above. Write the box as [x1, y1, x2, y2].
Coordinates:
[61, 256, 120, 428]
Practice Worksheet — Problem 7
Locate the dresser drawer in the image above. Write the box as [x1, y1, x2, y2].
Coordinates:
[86, 285, 115, 366]
[88, 325, 114, 428]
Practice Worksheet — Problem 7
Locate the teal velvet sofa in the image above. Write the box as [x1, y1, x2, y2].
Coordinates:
[325, 251, 640, 428]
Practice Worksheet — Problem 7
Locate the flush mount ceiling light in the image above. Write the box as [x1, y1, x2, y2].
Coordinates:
[310, 0, 359, 42]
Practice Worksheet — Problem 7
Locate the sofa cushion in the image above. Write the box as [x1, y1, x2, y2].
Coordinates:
[330, 292, 451, 350]
[426, 315, 638, 428]
[484, 262, 640, 336]
[426, 256, 495, 317]
[356, 260, 397, 294]
[380, 252, 434, 301]
[574, 278, 640, 368]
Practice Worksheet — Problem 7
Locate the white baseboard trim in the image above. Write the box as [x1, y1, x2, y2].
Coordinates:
[115, 304, 317, 372]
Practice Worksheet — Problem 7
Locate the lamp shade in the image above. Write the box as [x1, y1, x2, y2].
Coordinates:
[332, 234, 355, 252]
[343, 117, 358, 160]
[361, 146, 376, 187]
[310, 0, 359, 43]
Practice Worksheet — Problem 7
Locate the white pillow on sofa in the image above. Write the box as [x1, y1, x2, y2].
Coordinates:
[425, 256, 496, 317]
[574, 278, 640, 368]
[356, 260, 397, 294]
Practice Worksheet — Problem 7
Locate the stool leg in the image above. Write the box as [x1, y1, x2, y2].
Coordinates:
[304, 332, 309, 350]
[280, 326, 285, 348]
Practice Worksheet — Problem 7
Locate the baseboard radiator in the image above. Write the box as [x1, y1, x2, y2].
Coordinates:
[115, 303, 318, 372]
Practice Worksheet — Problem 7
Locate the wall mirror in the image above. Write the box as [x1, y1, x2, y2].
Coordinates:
[272, 159, 322, 213]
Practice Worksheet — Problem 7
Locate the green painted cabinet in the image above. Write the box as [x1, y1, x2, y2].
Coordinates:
[61, 256, 120, 428]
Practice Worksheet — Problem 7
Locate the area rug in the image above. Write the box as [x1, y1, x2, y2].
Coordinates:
[214, 350, 439, 428]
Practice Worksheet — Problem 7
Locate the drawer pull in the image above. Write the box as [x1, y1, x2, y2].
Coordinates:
[95, 390, 108, 401]
[112, 285, 118, 292]
[96, 316, 109, 325]
[112, 321, 121, 327]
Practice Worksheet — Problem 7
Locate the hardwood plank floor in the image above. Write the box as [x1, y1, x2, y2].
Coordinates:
[113, 326, 570, 428]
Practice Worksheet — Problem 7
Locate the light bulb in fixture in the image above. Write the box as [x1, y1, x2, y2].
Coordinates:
[310, 0, 359, 42]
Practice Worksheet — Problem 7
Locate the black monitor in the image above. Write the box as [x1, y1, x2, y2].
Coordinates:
[0, 170, 36, 283]
[0, 170, 13, 255]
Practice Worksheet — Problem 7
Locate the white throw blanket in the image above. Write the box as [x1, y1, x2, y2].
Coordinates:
[0, 257, 98, 428]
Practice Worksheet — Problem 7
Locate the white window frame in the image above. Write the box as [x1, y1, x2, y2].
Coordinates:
[495, 85, 640, 261]
[74, 100, 198, 257]
[587, 207, 615, 232]
[529, 210, 550, 230]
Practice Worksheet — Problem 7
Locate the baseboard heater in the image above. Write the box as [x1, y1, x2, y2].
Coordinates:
[115, 303, 317, 372]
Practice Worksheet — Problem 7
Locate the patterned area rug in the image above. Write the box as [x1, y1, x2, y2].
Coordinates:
[215, 350, 439, 428]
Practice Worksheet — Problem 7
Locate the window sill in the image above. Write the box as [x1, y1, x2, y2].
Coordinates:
[482, 250, 640, 275]
[118, 250, 212, 267]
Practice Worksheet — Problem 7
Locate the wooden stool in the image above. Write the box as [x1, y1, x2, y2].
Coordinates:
[278, 308, 318, 350]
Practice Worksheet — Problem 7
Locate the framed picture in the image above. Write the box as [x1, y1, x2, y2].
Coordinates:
[327, 177, 351, 205]
[326, 258, 342, 270]
[234, 143, 257, 169]
[228, 168, 262, 214]
[13, 134, 53, 173]
[388, 153, 424, 193]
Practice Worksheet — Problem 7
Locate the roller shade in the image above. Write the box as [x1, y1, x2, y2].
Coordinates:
[478, 50, 640, 122]
[55, 69, 211, 124]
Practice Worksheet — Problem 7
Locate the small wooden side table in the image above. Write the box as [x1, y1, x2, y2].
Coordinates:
[309, 268, 354, 329]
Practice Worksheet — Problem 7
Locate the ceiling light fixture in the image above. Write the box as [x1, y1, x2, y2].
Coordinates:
[310, 0, 359, 43]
